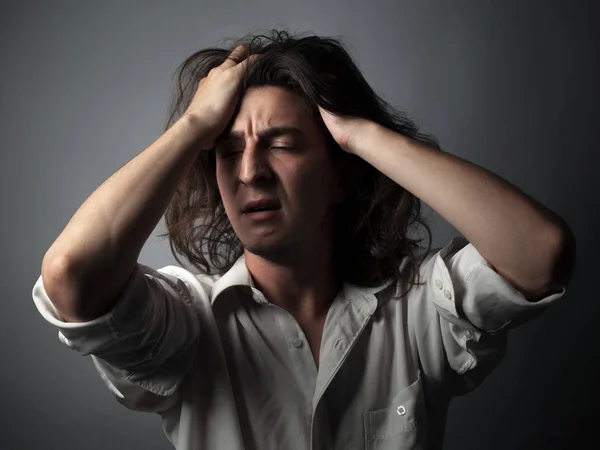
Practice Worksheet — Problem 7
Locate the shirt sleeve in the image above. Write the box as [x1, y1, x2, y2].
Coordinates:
[418, 235, 567, 396]
[31, 263, 202, 413]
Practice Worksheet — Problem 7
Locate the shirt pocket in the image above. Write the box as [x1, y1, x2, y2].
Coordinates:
[363, 370, 426, 450]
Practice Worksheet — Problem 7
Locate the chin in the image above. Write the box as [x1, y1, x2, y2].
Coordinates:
[243, 236, 302, 262]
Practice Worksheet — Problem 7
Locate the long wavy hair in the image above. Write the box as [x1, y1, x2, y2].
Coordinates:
[158, 29, 439, 296]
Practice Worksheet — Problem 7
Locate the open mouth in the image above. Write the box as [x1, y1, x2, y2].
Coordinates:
[242, 198, 281, 214]
[242, 206, 281, 220]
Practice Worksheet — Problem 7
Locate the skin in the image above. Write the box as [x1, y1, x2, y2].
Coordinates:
[215, 86, 345, 365]
[213, 77, 574, 366]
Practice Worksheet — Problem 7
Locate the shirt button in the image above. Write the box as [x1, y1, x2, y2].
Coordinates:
[435, 279, 443, 290]
[292, 337, 303, 348]
[397, 405, 406, 416]
[444, 288, 452, 299]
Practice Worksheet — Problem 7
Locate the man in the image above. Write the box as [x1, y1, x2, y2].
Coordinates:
[32, 30, 575, 449]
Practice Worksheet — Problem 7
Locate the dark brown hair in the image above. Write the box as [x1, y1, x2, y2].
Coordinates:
[158, 29, 440, 297]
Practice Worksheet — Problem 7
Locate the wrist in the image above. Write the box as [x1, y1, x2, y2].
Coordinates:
[179, 113, 215, 150]
[350, 119, 380, 157]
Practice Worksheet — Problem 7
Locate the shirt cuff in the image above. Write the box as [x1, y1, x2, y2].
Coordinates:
[429, 236, 567, 333]
[31, 264, 152, 355]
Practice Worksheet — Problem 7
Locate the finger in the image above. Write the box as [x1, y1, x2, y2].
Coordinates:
[230, 53, 258, 79]
[221, 44, 249, 68]
[236, 53, 258, 68]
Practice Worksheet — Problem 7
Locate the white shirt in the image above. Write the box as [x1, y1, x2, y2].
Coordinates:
[31, 236, 566, 450]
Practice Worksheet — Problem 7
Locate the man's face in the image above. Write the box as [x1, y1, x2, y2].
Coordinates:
[215, 86, 344, 260]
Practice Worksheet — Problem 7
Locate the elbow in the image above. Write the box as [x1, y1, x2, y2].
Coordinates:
[547, 222, 577, 290]
[41, 254, 93, 322]
[493, 224, 576, 302]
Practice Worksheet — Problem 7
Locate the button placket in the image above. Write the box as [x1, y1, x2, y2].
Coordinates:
[292, 336, 303, 348]
[333, 337, 343, 349]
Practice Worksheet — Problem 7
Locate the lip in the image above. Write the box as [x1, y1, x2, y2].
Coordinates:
[241, 198, 281, 213]
[242, 208, 281, 220]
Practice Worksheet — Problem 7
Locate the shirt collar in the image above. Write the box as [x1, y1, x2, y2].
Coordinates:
[210, 253, 397, 307]
[210, 253, 255, 304]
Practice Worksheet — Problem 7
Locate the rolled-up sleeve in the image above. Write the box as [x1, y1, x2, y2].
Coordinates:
[32, 263, 201, 412]
[420, 236, 567, 395]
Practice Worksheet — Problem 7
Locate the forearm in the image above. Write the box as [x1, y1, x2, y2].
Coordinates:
[352, 122, 567, 295]
[42, 114, 208, 320]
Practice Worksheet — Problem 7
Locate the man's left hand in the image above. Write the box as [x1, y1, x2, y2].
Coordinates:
[318, 106, 372, 154]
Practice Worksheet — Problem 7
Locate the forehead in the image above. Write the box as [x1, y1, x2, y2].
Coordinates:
[229, 86, 314, 135]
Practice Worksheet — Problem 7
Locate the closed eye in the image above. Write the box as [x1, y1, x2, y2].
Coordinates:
[218, 146, 294, 159]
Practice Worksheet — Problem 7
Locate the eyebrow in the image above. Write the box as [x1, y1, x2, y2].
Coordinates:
[216, 126, 307, 146]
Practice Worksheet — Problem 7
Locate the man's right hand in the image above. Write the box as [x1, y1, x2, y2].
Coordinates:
[183, 45, 258, 150]
[40, 46, 259, 322]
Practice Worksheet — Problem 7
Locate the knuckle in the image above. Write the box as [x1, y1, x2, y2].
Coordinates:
[221, 69, 237, 81]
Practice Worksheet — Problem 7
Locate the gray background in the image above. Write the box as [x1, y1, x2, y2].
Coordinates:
[3, 0, 598, 449]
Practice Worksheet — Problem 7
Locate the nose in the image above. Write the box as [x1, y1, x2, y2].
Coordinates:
[239, 143, 272, 186]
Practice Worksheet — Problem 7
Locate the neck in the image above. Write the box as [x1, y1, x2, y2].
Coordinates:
[244, 239, 341, 321]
